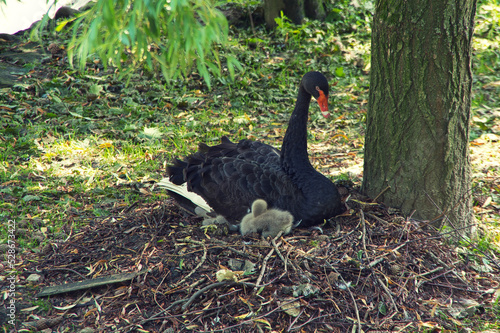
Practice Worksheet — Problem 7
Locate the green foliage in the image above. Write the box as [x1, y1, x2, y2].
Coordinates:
[30, 299, 53, 312]
[271, 9, 371, 77]
[326, 0, 373, 34]
[471, 1, 500, 142]
[476, 0, 500, 40]
[58, 0, 241, 88]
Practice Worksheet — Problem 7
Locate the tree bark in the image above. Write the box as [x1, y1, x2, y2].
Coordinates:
[283, 0, 305, 25]
[264, 0, 287, 28]
[362, 0, 477, 235]
[264, 0, 324, 28]
[304, 0, 326, 21]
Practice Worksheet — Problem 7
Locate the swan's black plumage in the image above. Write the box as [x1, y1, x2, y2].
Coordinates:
[166, 71, 344, 227]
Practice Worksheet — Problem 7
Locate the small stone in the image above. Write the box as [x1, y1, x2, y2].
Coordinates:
[26, 274, 42, 283]
[78, 328, 95, 333]
[17, 220, 29, 228]
[391, 264, 404, 275]
[327, 272, 340, 284]
[316, 235, 329, 242]
[16, 228, 28, 236]
[54, 232, 68, 240]
[31, 235, 45, 244]
[40, 244, 52, 255]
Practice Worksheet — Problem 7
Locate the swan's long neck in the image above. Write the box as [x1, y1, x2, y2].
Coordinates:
[281, 85, 314, 173]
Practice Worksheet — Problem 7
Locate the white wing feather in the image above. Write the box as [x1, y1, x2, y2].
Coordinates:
[157, 178, 212, 213]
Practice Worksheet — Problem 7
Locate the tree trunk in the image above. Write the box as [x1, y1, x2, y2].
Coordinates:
[264, 0, 324, 28]
[283, 0, 305, 25]
[264, 0, 286, 28]
[362, 0, 477, 235]
[304, 0, 326, 21]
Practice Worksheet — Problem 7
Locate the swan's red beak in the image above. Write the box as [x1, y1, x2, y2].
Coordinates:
[316, 88, 330, 118]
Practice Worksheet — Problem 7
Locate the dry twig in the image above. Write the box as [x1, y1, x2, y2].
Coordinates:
[254, 233, 283, 293]
[172, 239, 207, 288]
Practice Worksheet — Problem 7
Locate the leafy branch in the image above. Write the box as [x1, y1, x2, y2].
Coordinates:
[57, 0, 241, 88]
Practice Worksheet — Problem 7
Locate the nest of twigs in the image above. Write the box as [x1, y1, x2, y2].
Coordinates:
[16, 188, 500, 332]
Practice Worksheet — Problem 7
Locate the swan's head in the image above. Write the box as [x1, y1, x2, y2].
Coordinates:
[251, 199, 268, 217]
[302, 71, 330, 118]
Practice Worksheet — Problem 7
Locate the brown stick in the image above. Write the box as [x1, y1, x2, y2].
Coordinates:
[254, 234, 283, 293]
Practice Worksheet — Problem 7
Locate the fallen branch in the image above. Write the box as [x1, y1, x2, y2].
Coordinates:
[37, 270, 147, 297]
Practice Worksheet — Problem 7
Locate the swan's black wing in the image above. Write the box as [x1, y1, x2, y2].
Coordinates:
[206, 136, 281, 165]
[167, 137, 344, 225]
[167, 137, 307, 221]
[186, 156, 305, 221]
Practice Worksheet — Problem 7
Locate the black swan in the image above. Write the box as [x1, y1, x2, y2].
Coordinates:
[159, 71, 344, 227]
[240, 199, 294, 237]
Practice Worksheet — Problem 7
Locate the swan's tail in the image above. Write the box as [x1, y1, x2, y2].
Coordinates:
[157, 178, 212, 213]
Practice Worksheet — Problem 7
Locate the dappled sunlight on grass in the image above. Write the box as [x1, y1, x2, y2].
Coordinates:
[475, 2, 500, 40]
[473, 37, 500, 53]
[470, 139, 500, 252]
[479, 216, 500, 253]
[471, 140, 500, 177]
